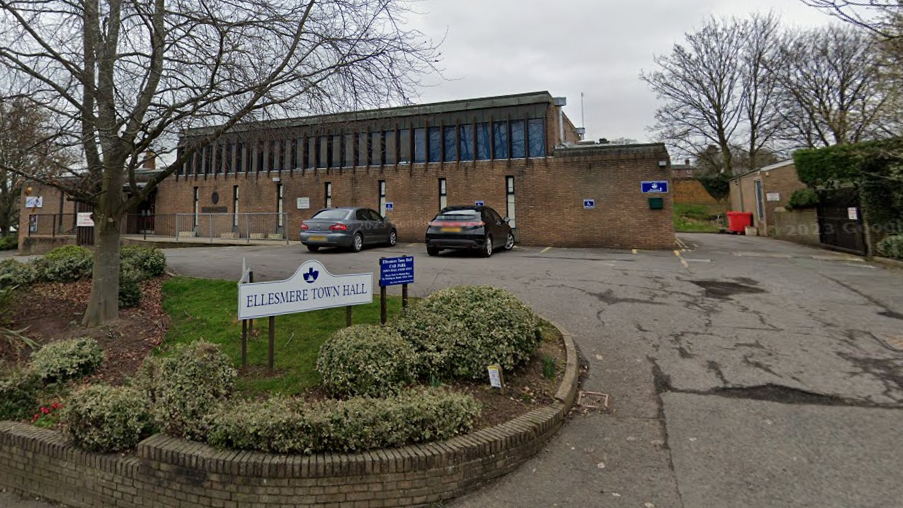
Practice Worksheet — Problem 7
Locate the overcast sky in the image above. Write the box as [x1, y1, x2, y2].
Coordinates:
[404, 0, 834, 144]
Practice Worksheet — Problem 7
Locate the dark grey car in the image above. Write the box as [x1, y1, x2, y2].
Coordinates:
[300, 207, 397, 252]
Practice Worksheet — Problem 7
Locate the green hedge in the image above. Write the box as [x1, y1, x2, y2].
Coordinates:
[0, 259, 37, 288]
[140, 341, 236, 440]
[394, 286, 541, 380]
[0, 368, 41, 420]
[206, 388, 480, 454]
[121, 246, 166, 280]
[66, 385, 152, 452]
[30, 338, 104, 383]
[317, 325, 418, 398]
[34, 245, 93, 282]
[878, 235, 903, 259]
[118, 269, 143, 308]
[787, 188, 819, 210]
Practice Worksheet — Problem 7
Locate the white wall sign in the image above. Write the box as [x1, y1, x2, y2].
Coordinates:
[238, 260, 372, 320]
[25, 196, 43, 208]
[848, 207, 859, 220]
[76, 213, 94, 227]
[296, 197, 310, 210]
[766, 193, 781, 202]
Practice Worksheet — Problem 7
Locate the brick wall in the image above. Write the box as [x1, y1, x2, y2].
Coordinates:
[0, 329, 579, 508]
[761, 164, 808, 235]
[156, 144, 675, 250]
[772, 209, 820, 247]
[673, 179, 721, 205]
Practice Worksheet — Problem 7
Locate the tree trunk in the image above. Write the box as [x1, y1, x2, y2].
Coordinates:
[83, 216, 122, 325]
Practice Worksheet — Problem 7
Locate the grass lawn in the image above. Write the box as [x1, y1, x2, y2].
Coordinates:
[674, 202, 728, 233]
[161, 277, 405, 396]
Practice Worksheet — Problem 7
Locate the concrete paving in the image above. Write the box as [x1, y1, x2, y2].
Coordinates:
[5, 233, 903, 507]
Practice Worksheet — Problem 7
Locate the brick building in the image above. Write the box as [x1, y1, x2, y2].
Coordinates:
[729, 160, 808, 235]
[21, 91, 676, 251]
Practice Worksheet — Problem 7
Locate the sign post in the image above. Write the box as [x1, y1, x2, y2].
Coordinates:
[379, 256, 415, 324]
[238, 260, 373, 372]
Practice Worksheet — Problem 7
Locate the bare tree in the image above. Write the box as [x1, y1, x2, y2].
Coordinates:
[0, 0, 439, 325]
[772, 24, 891, 147]
[800, 1, 903, 38]
[642, 14, 783, 175]
[0, 98, 73, 237]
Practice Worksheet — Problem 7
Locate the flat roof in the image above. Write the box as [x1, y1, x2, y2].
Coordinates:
[185, 91, 555, 137]
[730, 159, 794, 181]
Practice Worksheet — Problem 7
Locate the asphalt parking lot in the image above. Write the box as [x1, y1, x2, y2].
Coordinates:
[5, 233, 903, 507]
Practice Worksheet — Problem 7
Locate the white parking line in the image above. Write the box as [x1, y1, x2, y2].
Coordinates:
[541, 246, 552, 254]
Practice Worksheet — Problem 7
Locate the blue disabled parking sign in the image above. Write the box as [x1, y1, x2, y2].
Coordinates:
[641, 181, 669, 194]
[385, 202, 394, 211]
[475, 200, 484, 206]
[584, 199, 595, 210]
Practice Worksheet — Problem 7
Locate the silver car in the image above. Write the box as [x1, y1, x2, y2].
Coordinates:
[300, 207, 398, 252]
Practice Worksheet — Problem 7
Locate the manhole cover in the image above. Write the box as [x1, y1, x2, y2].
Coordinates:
[577, 391, 611, 411]
[879, 335, 903, 352]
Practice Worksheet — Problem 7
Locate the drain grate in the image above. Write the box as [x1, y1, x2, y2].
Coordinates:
[879, 335, 903, 352]
[577, 391, 611, 411]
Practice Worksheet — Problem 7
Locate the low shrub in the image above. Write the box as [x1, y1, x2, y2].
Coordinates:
[878, 235, 903, 260]
[0, 368, 42, 420]
[66, 385, 152, 452]
[118, 269, 143, 308]
[787, 188, 820, 210]
[317, 325, 418, 398]
[394, 286, 542, 380]
[0, 235, 17, 251]
[145, 341, 236, 440]
[0, 258, 37, 288]
[34, 245, 93, 282]
[30, 338, 104, 383]
[206, 388, 480, 454]
[121, 246, 166, 279]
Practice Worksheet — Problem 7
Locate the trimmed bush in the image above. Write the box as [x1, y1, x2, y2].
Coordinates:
[0, 235, 17, 251]
[394, 286, 542, 380]
[118, 268, 143, 308]
[317, 325, 417, 398]
[0, 259, 36, 288]
[787, 188, 820, 210]
[0, 368, 41, 420]
[878, 235, 903, 260]
[145, 341, 236, 440]
[121, 246, 166, 279]
[34, 245, 93, 282]
[66, 385, 152, 452]
[206, 388, 480, 454]
[30, 338, 104, 383]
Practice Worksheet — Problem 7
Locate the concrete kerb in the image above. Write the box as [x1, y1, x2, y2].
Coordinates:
[0, 322, 580, 508]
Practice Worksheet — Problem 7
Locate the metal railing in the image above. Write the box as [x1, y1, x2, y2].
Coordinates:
[26, 212, 291, 244]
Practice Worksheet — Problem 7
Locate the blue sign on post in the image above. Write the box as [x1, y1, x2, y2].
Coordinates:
[641, 181, 669, 194]
[380, 256, 414, 287]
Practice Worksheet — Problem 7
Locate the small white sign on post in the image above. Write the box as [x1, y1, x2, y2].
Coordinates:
[848, 207, 859, 221]
[766, 193, 781, 202]
[76, 213, 94, 227]
[296, 197, 310, 210]
[238, 260, 372, 320]
[487, 365, 503, 389]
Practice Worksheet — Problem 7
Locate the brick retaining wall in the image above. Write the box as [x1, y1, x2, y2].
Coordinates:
[0, 326, 579, 508]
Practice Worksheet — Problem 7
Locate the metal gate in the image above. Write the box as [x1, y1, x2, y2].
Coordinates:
[817, 188, 866, 255]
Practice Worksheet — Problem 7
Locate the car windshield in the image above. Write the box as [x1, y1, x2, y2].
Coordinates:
[311, 209, 349, 220]
[435, 210, 480, 221]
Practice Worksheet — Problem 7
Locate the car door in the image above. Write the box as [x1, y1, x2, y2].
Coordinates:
[367, 209, 389, 243]
[354, 209, 371, 242]
[486, 207, 505, 247]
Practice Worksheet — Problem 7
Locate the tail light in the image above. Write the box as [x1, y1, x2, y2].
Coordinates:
[329, 223, 348, 231]
[301, 223, 309, 231]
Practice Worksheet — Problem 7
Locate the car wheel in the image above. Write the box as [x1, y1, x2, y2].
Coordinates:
[427, 246, 440, 256]
[504, 231, 515, 251]
[351, 233, 364, 253]
[307, 245, 320, 252]
[388, 230, 397, 247]
[481, 235, 493, 258]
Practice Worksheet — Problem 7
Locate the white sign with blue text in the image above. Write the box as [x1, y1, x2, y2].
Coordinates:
[380, 256, 414, 286]
[641, 181, 669, 194]
[238, 260, 372, 320]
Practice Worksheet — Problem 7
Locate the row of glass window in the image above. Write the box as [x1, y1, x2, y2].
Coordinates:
[180, 119, 546, 174]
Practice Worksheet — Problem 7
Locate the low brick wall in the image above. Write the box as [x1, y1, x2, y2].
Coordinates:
[0, 326, 579, 508]
[772, 209, 820, 246]
[18, 235, 75, 256]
